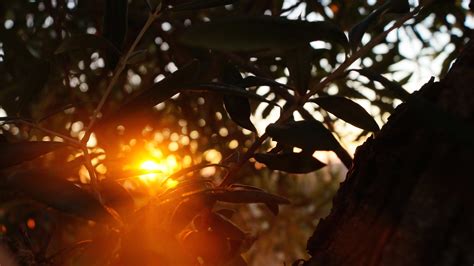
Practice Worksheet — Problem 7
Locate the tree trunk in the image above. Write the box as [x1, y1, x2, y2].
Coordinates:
[304, 39, 474, 266]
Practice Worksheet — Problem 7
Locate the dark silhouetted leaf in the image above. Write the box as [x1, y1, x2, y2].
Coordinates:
[349, 2, 391, 52]
[210, 188, 290, 205]
[180, 16, 348, 52]
[312, 96, 379, 131]
[240, 76, 293, 91]
[100, 179, 134, 218]
[286, 45, 312, 95]
[0, 141, 68, 169]
[222, 64, 257, 132]
[266, 120, 339, 151]
[210, 212, 246, 240]
[171, 0, 238, 12]
[265, 202, 280, 215]
[55, 34, 119, 55]
[180, 83, 278, 106]
[353, 68, 411, 100]
[103, 0, 128, 67]
[6, 170, 115, 223]
[254, 153, 326, 173]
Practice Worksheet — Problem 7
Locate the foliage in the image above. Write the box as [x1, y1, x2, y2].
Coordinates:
[0, 0, 470, 265]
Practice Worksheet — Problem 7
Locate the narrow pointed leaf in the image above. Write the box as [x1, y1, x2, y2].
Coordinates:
[210, 212, 246, 240]
[180, 16, 348, 52]
[0, 141, 68, 169]
[312, 96, 379, 131]
[353, 68, 411, 100]
[171, 0, 238, 12]
[6, 170, 115, 223]
[349, 2, 390, 52]
[103, 0, 128, 67]
[266, 120, 339, 151]
[286, 45, 312, 95]
[254, 153, 326, 173]
[222, 64, 257, 132]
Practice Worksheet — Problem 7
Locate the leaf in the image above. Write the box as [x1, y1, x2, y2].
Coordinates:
[103, 0, 128, 67]
[100, 179, 134, 219]
[55, 34, 119, 55]
[353, 68, 411, 100]
[216, 209, 236, 219]
[312, 96, 379, 131]
[266, 120, 340, 151]
[5, 170, 115, 223]
[0, 141, 68, 169]
[180, 83, 279, 106]
[209, 212, 246, 240]
[209, 188, 290, 205]
[170, 0, 238, 12]
[179, 16, 348, 52]
[348, 1, 391, 52]
[254, 153, 326, 173]
[240, 76, 293, 91]
[286, 44, 313, 95]
[222, 64, 257, 132]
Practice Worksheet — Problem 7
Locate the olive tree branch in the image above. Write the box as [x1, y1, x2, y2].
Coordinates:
[220, 4, 426, 186]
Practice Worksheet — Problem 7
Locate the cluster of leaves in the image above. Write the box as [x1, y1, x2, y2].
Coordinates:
[0, 0, 471, 264]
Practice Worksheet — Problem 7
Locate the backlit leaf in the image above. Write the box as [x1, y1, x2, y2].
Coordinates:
[286, 45, 312, 95]
[266, 120, 340, 151]
[0, 141, 68, 169]
[6, 170, 115, 223]
[180, 16, 348, 52]
[312, 96, 379, 131]
[254, 153, 326, 173]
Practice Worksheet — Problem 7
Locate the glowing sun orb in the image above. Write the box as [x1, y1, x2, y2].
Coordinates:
[138, 159, 179, 189]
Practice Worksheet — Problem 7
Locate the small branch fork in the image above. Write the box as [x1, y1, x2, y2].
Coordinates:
[221, 3, 427, 186]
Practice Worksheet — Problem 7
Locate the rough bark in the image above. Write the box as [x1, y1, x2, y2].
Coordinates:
[304, 39, 474, 266]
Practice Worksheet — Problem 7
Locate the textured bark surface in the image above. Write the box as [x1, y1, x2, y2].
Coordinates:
[304, 39, 474, 266]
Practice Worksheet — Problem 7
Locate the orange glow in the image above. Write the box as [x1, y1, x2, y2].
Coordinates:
[137, 158, 179, 189]
[27, 218, 35, 230]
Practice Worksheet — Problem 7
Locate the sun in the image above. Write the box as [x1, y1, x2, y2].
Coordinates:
[138, 159, 179, 188]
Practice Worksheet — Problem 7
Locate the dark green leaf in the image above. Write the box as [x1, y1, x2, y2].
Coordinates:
[312, 96, 379, 131]
[171, 0, 238, 12]
[254, 153, 326, 173]
[55, 34, 119, 55]
[210, 188, 290, 205]
[180, 16, 348, 52]
[353, 68, 411, 100]
[266, 120, 340, 151]
[286, 45, 312, 95]
[6, 170, 115, 223]
[0, 141, 68, 169]
[222, 64, 257, 132]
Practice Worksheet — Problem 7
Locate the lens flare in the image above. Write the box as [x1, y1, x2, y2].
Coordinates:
[138, 159, 179, 188]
